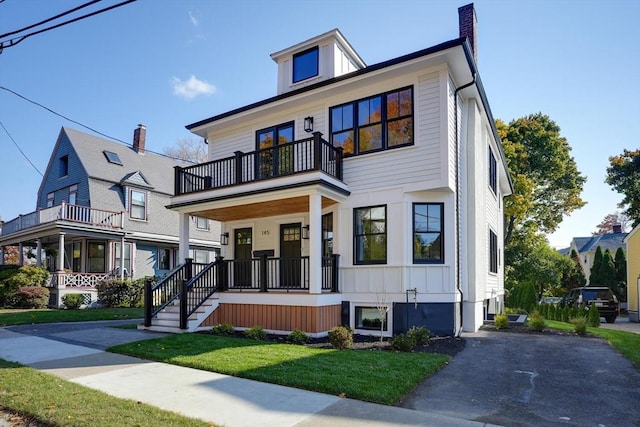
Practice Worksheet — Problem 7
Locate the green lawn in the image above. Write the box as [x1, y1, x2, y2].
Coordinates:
[546, 320, 640, 369]
[0, 359, 213, 427]
[109, 334, 451, 405]
[0, 307, 143, 326]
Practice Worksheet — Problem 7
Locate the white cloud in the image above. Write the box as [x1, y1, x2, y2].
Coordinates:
[171, 75, 216, 100]
[188, 11, 198, 27]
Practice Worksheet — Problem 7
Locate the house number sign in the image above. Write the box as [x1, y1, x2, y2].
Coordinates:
[261, 230, 270, 236]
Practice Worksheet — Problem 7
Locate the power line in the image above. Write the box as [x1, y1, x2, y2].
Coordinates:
[0, 0, 137, 52]
[0, 0, 101, 39]
[0, 120, 44, 176]
[0, 85, 196, 164]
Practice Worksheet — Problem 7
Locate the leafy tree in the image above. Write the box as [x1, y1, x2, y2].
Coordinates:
[606, 149, 640, 227]
[164, 137, 208, 164]
[589, 246, 604, 285]
[614, 247, 627, 302]
[2, 246, 19, 265]
[497, 113, 587, 245]
[562, 249, 586, 290]
[593, 212, 630, 235]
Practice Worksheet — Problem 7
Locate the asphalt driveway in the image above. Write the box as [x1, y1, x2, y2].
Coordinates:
[400, 329, 640, 426]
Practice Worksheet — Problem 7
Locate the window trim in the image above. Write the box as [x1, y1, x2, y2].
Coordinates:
[46, 192, 55, 208]
[330, 86, 414, 157]
[489, 228, 498, 274]
[353, 205, 387, 265]
[488, 146, 497, 195]
[195, 216, 209, 230]
[158, 247, 174, 271]
[69, 184, 78, 206]
[292, 46, 319, 84]
[59, 155, 69, 177]
[412, 203, 444, 264]
[129, 189, 147, 221]
[355, 305, 388, 331]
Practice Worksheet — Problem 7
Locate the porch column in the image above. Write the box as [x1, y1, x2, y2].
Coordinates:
[36, 239, 42, 267]
[18, 243, 24, 266]
[309, 193, 322, 294]
[120, 235, 125, 279]
[178, 212, 190, 262]
[57, 233, 65, 271]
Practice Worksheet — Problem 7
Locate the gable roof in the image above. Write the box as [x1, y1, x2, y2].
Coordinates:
[60, 127, 180, 196]
[573, 233, 628, 254]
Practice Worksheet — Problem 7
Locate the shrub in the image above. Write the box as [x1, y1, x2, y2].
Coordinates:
[62, 293, 84, 310]
[587, 305, 601, 327]
[407, 326, 431, 346]
[504, 307, 527, 315]
[0, 266, 49, 308]
[570, 317, 588, 335]
[527, 311, 546, 332]
[211, 323, 235, 336]
[288, 329, 309, 344]
[328, 325, 353, 350]
[494, 314, 509, 329]
[561, 306, 570, 322]
[7, 266, 50, 287]
[14, 286, 49, 309]
[96, 278, 144, 308]
[244, 325, 267, 341]
[391, 333, 417, 352]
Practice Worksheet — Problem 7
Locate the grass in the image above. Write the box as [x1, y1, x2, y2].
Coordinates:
[0, 359, 213, 427]
[109, 334, 451, 405]
[0, 307, 143, 326]
[546, 320, 640, 369]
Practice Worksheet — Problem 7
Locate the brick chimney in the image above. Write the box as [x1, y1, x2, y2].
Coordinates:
[459, 3, 478, 63]
[133, 124, 146, 154]
[612, 224, 622, 233]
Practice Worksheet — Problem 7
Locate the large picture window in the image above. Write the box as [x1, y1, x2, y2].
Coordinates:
[293, 46, 319, 83]
[354, 205, 387, 264]
[413, 203, 444, 263]
[331, 86, 413, 156]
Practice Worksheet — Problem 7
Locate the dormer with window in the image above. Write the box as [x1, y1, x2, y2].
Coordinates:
[270, 29, 366, 95]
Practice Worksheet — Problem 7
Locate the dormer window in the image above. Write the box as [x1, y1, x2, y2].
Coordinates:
[293, 46, 319, 83]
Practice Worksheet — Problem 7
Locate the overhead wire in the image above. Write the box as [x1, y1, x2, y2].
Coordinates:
[0, 0, 137, 51]
[0, 120, 44, 176]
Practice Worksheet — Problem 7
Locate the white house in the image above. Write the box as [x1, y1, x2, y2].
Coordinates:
[143, 4, 512, 336]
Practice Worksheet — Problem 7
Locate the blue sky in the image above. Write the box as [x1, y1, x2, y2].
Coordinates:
[1, 0, 638, 248]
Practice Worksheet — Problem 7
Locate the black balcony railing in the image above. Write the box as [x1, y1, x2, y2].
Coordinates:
[174, 132, 343, 196]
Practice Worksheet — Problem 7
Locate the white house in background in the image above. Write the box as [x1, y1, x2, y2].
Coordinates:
[143, 4, 512, 336]
[0, 126, 220, 307]
[568, 225, 628, 285]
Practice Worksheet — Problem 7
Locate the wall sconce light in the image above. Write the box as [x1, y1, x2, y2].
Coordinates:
[302, 225, 310, 239]
[220, 232, 229, 246]
[304, 116, 314, 133]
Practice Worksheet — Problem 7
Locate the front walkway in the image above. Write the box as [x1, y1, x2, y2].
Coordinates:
[0, 321, 491, 427]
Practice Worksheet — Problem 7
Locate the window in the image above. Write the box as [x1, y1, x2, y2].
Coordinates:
[46, 192, 54, 208]
[256, 122, 294, 178]
[190, 249, 209, 264]
[331, 87, 413, 156]
[488, 147, 497, 194]
[293, 46, 319, 83]
[354, 205, 387, 264]
[413, 203, 444, 263]
[72, 241, 82, 272]
[103, 150, 123, 165]
[69, 184, 78, 205]
[489, 229, 498, 274]
[355, 306, 387, 331]
[195, 216, 209, 230]
[129, 190, 146, 220]
[322, 213, 333, 257]
[59, 155, 69, 177]
[159, 248, 173, 270]
[87, 241, 106, 273]
[113, 242, 132, 277]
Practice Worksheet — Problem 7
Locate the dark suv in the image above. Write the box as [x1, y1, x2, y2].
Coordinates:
[563, 287, 619, 323]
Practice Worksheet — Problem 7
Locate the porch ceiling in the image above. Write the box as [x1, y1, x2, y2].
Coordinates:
[193, 196, 337, 222]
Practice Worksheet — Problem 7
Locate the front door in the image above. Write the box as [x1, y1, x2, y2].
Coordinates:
[234, 228, 252, 287]
[280, 223, 301, 288]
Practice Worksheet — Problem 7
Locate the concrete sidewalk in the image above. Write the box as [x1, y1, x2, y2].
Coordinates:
[0, 322, 495, 427]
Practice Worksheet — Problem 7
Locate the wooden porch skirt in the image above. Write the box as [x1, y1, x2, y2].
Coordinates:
[200, 303, 342, 334]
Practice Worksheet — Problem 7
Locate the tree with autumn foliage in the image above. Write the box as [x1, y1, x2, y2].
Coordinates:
[606, 149, 640, 227]
[593, 212, 630, 235]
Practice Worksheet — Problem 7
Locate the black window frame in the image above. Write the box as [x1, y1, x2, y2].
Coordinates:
[353, 205, 387, 265]
[488, 147, 497, 194]
[489, 228, 498, 274]
[412, 203, 444, 264]
[292, 46, 319, 83]
[330, 86, 414, 157]
[355, 306, 388, 331]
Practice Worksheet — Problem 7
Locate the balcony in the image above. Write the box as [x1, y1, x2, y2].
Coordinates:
[1, 202, 124, 237]
[174, 132, 343, 196]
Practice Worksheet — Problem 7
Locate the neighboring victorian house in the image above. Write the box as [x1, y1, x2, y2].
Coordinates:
[624, 224, 640, 323]
[143, 4, 513, 336]
[0, 125, 220, 307]
[568, 224, 628, 285]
